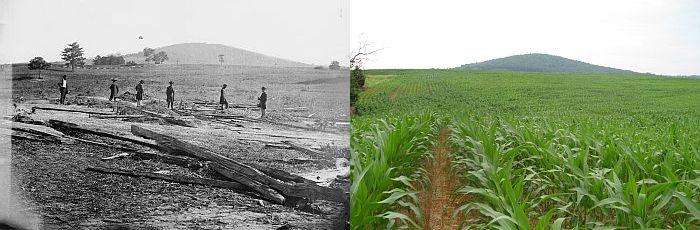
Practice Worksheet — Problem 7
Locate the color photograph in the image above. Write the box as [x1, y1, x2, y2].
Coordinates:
[349, 0, 700, 229]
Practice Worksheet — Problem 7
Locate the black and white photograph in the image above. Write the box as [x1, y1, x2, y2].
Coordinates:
[0, 0, 350, 229]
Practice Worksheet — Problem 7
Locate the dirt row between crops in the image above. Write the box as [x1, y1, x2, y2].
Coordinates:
[419, 127, 469, 230]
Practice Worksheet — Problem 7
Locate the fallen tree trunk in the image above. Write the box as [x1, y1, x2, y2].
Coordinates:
[2, 132, 58, 143]
[72, 136, 140, 152]
[234, 129, 342, 141]
[212, 119, 243, 128]
[251, 163, 315, 184]
[131, 151, 204, 170]
[84, 165, 251, 194]
[264, 143, 293, 149]
[2, 121, 74, 144]
[101, 153, 129, 160]
[91, 114, 146, 119]
[135, 109, 194, 128]
[47, 120, 160, 150]
[209, 162, 285, 204]
[31, 106, 114, 115]
[230, 105, 258, 109]
[207, 114, 245, 119]
[283, 141, 324, 158]
[131, 125, 345, 203]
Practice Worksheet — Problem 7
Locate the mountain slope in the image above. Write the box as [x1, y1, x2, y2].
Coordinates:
[123, 43, 310, 67]
[455, 53, 637, 74]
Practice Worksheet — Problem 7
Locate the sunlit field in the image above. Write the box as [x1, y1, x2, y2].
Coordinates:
[351, 69, 700, 229]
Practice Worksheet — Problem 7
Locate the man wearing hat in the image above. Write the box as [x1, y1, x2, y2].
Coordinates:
[109, 78, 119, 101]
[220, 84, 229, 110]
[258, 86, 267, 118]
[59, 75, 68, 105]
[166, 81, 175, 109]
[135, 80, 144, 106]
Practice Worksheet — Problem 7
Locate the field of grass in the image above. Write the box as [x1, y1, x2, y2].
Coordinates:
[11, 64, 349, 122]
[351, 69, 700, 229]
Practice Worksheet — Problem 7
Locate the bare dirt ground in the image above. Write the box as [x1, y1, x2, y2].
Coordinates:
[5, 64, 350, 229]
[418, 128, 468, 230]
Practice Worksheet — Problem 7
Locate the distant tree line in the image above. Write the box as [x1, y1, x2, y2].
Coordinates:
[143, 47, 169, 64]
[93, 54, 125, 65]
[28, 43, 168, 72]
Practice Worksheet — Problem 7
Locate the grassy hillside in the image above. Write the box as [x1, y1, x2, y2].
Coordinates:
[123, 43, 310, 67]
[351, 69, 700, 229]
[455, 53, 638, 74]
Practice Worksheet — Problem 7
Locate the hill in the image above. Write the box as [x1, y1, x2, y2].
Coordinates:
[455, 53, 637, 74]
[123, 43, 310, 67]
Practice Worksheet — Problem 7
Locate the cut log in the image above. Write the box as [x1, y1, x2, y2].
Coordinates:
[207, 114, 245, 119]
[283, 107, 308, 111]
[91, 114, 146, 119]
[47, 120, 160, 150]
[282, 141, 324, 158]
[84, 165, 250, 194]
[131, 125, 345, 203]
[238, 137, 288, 146]
[264, 143, 293, 149]
[235, 130, 341, 141]
[101, 153, 130, 160]
[2, 132, 57, 143]
[212, 119, 243, 128]
[31, 106, 114, 115]
[71, 136, 140, 152]
[130, 151, 204, 170]
[229, 104, 258, 109]
[135, 109, 195, 127]
[209, 162, 285, 204]
[1, 121, 74, 143]
[251, 163, 316, 184]
[175, 110, 243, 128]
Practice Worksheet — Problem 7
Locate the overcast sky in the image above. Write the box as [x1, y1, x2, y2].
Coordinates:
[0, 0, 349, 66]
[350, 0, 700, 75]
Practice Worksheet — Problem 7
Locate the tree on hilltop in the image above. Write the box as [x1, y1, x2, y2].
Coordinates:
[146, 51, 169, 64]
[143, 48, 155, 57]
[28, 57, 51, 70]
[61, 42, 85, 71]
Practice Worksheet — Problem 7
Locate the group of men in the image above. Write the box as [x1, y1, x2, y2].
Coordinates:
[217, 84, 268, 117]
[59, 75, 268, 118]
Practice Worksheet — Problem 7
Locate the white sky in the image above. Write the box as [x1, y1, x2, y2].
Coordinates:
[0, 0, 349, 66]
[350, 0, 700, 75]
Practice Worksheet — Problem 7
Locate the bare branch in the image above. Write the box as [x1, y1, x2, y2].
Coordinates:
[349, 35, 383, 69]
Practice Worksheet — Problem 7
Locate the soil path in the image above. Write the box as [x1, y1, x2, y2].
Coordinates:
[420, 127, 467, 230]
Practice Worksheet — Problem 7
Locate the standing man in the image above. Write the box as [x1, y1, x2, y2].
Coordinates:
[220, 84, 229, 110]
[258, 86, 267, 118]
[135, 80, 144, 106]
[59, 75, 67, 105]
[109, 78, 119, 101]
[166, 81, 175, 109]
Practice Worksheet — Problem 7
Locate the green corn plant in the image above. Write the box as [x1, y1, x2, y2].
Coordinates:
[350, 114, 437, 229]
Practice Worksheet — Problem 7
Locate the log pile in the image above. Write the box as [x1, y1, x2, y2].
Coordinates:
[10, 108, 346, 206]
[130, 125, 345, 204]
[31, 106, 115, 115]
[85, 166, 247, 192]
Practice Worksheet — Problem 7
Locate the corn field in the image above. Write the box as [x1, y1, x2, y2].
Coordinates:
[351, 69, 700, 229]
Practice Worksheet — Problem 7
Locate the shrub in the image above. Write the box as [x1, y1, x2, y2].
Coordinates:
[94, 55, 126, 65]
[28, 57, 51, 70]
